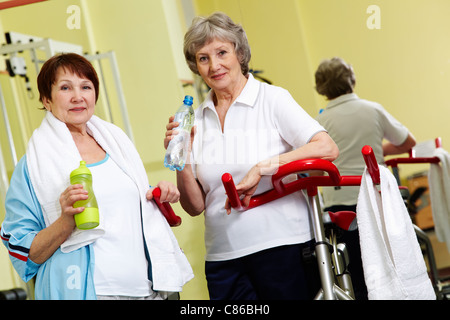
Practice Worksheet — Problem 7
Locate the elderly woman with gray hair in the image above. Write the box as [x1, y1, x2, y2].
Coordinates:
[315, 57, 416, 299]
[164, 12, 338, 300]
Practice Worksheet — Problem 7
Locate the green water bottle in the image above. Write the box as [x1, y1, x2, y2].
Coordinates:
[70, 161, 99, 230]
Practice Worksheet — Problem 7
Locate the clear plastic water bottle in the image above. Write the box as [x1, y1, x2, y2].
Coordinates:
[164, 95, 194, 171]
[70, 161, 99, 230]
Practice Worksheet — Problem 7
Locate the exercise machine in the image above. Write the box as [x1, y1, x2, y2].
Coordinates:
[222, 145, 380, 300]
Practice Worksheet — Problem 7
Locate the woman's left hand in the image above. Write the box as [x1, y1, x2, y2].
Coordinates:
[147, 181, 180, 203]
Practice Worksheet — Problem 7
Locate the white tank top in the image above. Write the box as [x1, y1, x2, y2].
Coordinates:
[88, 154, 152, 297]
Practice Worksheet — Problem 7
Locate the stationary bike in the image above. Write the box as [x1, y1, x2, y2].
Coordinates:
[222, 146, 379, 300]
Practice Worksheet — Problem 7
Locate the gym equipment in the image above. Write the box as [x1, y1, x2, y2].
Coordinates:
[222, 145, 380, 300]
[152, 187, 182, 227]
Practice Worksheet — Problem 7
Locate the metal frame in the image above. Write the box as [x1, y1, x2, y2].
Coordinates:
[307, 193, 355, 300]
[0, 0, 48, 11]
[85, 51, 134, 142]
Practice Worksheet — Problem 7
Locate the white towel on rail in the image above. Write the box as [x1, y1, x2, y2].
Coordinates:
[428, 148, 450, 252]
[26, 111, 193, 291]
[357, 165, 435, 300]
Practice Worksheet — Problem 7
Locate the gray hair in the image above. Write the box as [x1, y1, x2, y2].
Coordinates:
[315, 57, 356, 100]
[183, 12, 251, 76]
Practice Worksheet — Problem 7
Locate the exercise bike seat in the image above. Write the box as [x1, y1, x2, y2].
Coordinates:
[327, 210, 357, 231]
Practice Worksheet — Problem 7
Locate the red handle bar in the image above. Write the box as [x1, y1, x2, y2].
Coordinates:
[385, 157, 440, 167]
[361, 145, 380, 184]
[152, 187, 182, 227]
[385, 137, 441, 168]
[223, 145, 380, 211]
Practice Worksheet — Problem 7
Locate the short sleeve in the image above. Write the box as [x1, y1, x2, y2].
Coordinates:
[273, 88, 326, 148]
[378, 106, 409, 146]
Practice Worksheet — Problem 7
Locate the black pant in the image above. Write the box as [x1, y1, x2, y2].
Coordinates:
[325, 205, 368, 300]
[205, 241, 321, 300]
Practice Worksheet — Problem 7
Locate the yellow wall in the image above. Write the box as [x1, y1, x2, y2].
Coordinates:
[1, 0, 450, 299]
[195, 0, 450, 176]
[298, 0, 450, 175]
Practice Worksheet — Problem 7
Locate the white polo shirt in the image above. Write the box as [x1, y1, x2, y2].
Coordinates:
[316, 93, 409, 208]
[191, 74, 326, 261]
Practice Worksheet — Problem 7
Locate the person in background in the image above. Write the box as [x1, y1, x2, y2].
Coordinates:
[1, 53, 193, 300]
[315, 56, 416, 299]
[164, 12, 339, 300]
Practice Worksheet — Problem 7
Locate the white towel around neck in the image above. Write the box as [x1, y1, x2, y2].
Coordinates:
[26, 112, 193, 291]
[356, 165, 435, 300]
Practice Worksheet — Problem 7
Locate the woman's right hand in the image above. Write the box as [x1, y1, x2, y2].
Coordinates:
[59, 184, 88, 231]
[29, 184, 88, 264]
[164, 115, 196, 151]
[164, 115, 178, 150]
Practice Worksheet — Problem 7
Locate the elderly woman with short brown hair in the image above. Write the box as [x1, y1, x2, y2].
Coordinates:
[165, 12, 338, 300]
[315, 57, 416, 299]
[1, 53, 193, 300]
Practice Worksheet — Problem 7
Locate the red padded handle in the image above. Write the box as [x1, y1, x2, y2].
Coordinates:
[222, 146, 382, 211]
[152, 187, 181, 227]
[385, 156, 440, 167]
[361, 145, 380, 184]
[222, 173, 246, 210]
[272, 158, 341, 195]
